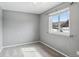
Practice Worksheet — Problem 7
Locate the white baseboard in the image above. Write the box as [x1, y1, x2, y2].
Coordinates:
[3, 41, 40, 48]
[39, 41, 69, 57]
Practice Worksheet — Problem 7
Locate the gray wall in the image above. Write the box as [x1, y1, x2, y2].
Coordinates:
[40, 3, 79, 57]
[0, 8, 3, 51]
[3, 10, 40, 46]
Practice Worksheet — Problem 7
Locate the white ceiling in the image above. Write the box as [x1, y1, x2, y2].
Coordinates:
[0, 2, 62, 14]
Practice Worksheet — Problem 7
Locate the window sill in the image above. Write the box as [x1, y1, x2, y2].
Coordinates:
[48, 31, 70, 37]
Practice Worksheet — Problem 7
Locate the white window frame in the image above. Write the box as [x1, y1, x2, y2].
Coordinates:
[48, 8, 70, 36]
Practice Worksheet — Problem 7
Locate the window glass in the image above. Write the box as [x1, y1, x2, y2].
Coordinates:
[60, 10, 70, 33]
[52, 14, 59, 32]
[49, 8, 70, 34]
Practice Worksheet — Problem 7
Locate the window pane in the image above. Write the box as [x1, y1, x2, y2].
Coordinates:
[52, 14, 59, 31]
[60, 10, 70, 33]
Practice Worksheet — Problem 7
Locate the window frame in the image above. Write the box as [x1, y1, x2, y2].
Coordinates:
[48, 8, 70, 36]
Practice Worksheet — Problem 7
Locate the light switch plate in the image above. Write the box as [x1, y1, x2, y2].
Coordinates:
[76, 51, 79, 55]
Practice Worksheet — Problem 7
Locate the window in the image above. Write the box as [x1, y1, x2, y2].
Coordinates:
[49, 8, 70, 35]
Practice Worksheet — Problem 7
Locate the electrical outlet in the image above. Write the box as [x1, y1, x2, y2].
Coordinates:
[76, 51, 79, 55]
